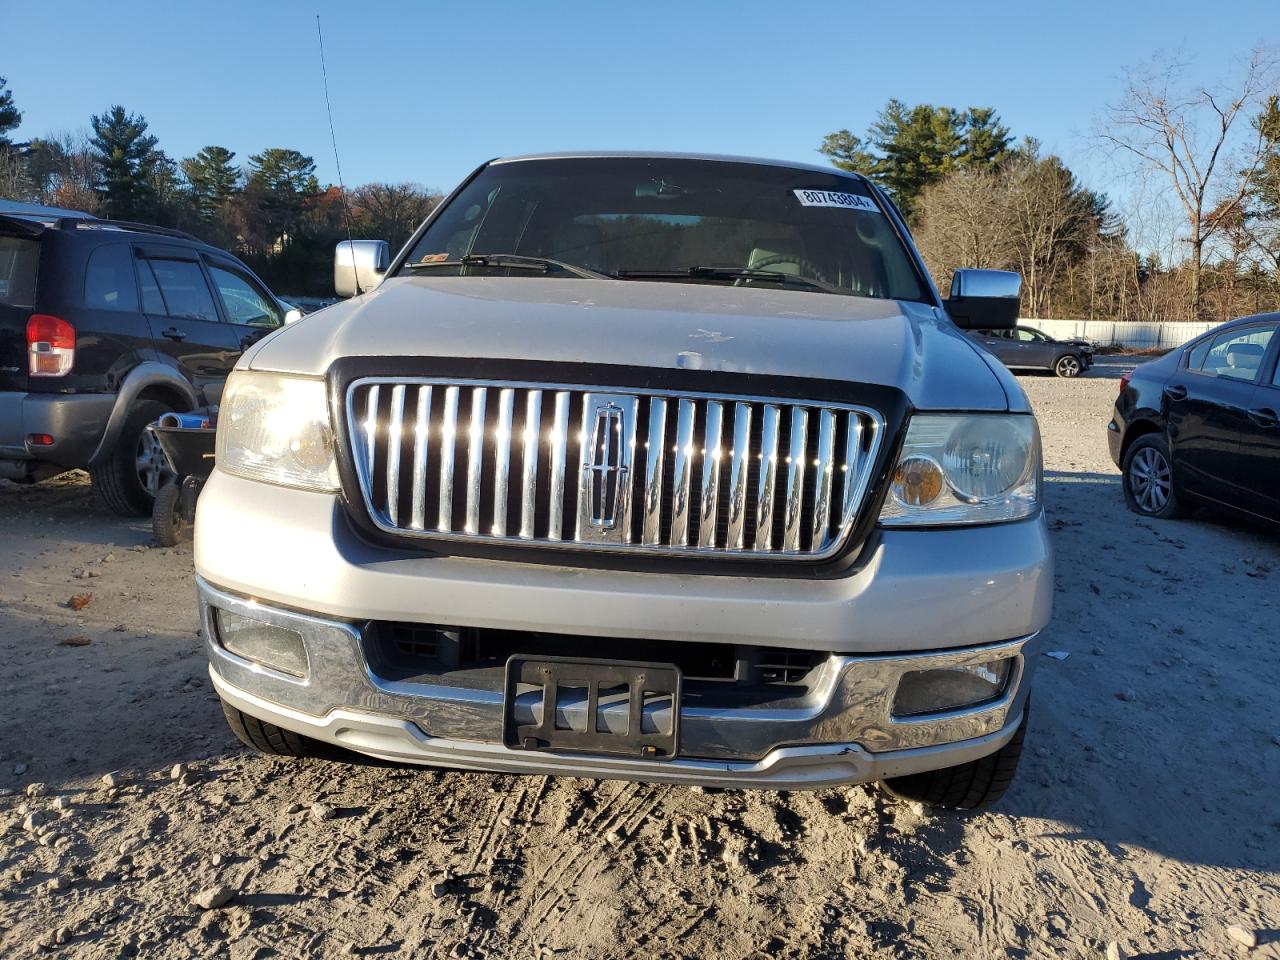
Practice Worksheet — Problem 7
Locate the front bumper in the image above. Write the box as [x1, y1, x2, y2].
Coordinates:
[194, 470, 1051, 788]
[0, 390, 114, 468]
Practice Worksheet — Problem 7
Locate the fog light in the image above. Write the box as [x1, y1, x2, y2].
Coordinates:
[214, 609, 308, 677]
[892, 658, 1012, 717]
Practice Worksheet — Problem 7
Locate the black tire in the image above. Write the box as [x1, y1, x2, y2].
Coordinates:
[1121, 433, 1185, 519]
[89, 399, 173, 517]
[1054, 354, 1082, 378]
[151, 480, 188, 546]
[880, 705, 1028, 811]
[220, 698, 314, 757]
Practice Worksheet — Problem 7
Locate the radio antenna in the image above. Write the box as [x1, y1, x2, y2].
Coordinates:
[316, 14, 362, 295]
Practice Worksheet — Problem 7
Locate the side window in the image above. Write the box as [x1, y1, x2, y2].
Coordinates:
[1186, 337, 1212, 372]
[137, 258, 168, 315]
[146, 258, 220, 323]
[206, 264, 282, 328]
[1200, 326, 1276, 382]
[84, 244, 139, 312]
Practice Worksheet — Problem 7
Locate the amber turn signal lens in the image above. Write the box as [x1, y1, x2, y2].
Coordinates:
[891, 456, 944, 507]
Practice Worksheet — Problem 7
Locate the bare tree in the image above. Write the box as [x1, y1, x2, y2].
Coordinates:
[1101, 47, 1278, 318]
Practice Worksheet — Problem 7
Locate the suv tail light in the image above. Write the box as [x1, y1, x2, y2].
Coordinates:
[27, 314, 75, 377]
[1119, 371, 1133, 396]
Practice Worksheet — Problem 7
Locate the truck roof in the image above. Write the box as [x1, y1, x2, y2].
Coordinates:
[490, 151, 867, 181]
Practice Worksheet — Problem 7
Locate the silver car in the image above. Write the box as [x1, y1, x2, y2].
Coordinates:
[194, 153, 1052, 809]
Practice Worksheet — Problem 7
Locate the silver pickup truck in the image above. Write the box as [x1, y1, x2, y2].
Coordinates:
[194, 153, 1052, 810]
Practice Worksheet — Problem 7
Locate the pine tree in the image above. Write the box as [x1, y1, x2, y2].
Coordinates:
[89, 105, 159, 220]
[0, 76, 20, 147]
[181, 146, 240, 221]
[247, 148, 319, 247]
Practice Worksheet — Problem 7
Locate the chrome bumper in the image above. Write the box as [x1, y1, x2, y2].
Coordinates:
[198, 577, 1036, 789]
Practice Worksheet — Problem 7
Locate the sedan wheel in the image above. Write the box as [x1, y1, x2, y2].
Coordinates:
[1128, 447, 1171, 512]
[1055, 355, 1081, 378]
[1121, 434, 1184, 519]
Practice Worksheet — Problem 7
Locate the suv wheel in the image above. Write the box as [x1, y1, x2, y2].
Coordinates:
[1122, 434, 1184, 519]
[90, 400, 173, 517]
[1054, 354, 1082, 378]
[880, 705, 1028, 811]
[220, 698, 315, 757]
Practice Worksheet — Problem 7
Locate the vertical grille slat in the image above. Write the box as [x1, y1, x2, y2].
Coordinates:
[348, 379, 881, 561]
[385, 384, 406, 527]
[642, 397, 667, 545]
[547, 391, 570, 540]
[492, 388, 515, 536]
[670, 399, 696, 546]
[410, 385, 431, 530]
[437, 386, 459, 532]
[697, 401, 723, 549]
[464, 387, 488, 535]
[519, 390, 543, 539]
[725, 402, 752, 551]
[811, 408, 836, 549]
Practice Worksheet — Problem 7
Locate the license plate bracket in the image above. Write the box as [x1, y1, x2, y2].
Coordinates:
[502, 656, 681, 760]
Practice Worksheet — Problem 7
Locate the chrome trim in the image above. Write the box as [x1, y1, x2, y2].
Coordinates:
[726, 402, 751, 551]
[670, 398, 695, 546]
[782, 407, 808, 551]
[642, 396, 667, 545]
[410, 385, 431, 530]
[437, 386, 459, 531]
[492, 388, 514, 536]
[344, 378, 884, 561]
[812, 408, 835, 545]
[464, 387, 487, 535]
[519, 390, 542, 539]
[385, 384, 405, 526]
[697, 400, 723, 549]
[757, 403, 780, 551]
[547, 391, 570, 540]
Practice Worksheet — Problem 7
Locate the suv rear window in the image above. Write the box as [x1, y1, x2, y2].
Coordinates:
[84, 244, 140, 312]
[0, 236, 39, 308]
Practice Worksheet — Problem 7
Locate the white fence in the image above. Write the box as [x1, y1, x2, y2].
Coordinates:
[1028, 318, 1215, 350]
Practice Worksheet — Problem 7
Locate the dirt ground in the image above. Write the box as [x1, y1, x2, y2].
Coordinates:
[1, 357, 1277, 960]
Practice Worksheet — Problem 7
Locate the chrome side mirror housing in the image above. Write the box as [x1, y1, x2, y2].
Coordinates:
[283, 307, 303, 325]
[334, 240, 390, 298]
[945, 269, 1022, 330]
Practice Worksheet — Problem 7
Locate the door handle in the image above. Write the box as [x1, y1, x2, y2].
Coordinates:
[1247, 407, 1279, 428]
[161, 327, 187, 342]
[1163, 384, 1188, 401]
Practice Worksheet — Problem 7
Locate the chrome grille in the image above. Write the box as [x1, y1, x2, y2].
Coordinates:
[345, 378, 883, 560]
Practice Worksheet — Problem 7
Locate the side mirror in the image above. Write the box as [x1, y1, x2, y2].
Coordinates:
[283, 307, 303, 325]
[334, 240, 390, 298]
[945, 269, 1021, 330]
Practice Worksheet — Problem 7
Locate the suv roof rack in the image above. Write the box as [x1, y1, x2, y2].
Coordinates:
[73, 218, 202, 243]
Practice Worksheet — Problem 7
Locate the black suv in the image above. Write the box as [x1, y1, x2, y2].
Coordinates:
[0, 204, 297, 514]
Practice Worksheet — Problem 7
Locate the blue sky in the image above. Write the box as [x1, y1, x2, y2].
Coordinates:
[2, 0, 1274, 206]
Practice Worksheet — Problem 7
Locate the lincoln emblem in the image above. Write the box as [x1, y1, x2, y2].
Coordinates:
[584, 403, 628, 529]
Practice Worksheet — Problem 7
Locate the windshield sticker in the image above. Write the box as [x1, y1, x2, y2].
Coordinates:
[792, 189, 882, 213]
[417, 253, 450, 264]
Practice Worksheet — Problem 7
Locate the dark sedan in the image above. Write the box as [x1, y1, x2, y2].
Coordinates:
[968, 325, 1093, 378]
[1108, 313, 1279, 524]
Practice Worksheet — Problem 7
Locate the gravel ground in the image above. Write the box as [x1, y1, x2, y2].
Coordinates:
[1, 358, 1277, 959]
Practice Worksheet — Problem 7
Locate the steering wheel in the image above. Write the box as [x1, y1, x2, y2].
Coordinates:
[740, 253, 835, 288]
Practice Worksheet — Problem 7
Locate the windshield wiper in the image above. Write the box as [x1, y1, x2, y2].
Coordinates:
[616, 266, 843, 294]
[406, 253, 611, 280]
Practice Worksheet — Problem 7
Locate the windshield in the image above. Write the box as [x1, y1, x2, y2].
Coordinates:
[399, 158, 931, 303]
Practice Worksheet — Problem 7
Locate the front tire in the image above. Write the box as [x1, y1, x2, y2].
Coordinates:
[220, 698, 315, 757]
[1054, 354, 1082, 378]
[90, 400, 173, 517]
[1122, 434, 1184, 519]
[880, 706, 1027, 811]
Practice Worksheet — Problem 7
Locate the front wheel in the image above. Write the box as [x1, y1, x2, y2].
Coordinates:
[1054, 354, 1082, 378]
[880, 706, 1027, 811]
[1122, 434, 1185, 519]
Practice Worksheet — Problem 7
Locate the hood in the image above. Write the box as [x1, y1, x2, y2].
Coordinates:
[247, 276, 1013, 411]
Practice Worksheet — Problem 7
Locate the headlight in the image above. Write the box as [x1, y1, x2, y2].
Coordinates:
[879, 414, 1039, 526]
[216, 371, 339, 491]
